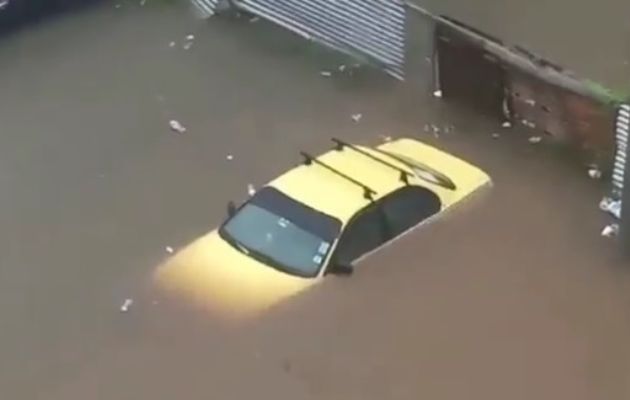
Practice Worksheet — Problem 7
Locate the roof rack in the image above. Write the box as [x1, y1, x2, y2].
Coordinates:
[300, 151, 377, 200]
[331, 138, 412, 184]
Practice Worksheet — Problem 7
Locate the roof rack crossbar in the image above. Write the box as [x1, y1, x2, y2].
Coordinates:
[300, 151, 377, 200]
[331, 138, 411, 184]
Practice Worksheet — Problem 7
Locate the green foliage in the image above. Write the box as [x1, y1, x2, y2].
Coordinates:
[585, 80, 630, 106]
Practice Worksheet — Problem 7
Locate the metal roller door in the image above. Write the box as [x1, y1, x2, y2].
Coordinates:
[233, 0, 406, 80]
[190, 0, 220, 18]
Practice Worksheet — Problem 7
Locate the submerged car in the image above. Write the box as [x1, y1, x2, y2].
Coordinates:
[154, 137, 491, 319]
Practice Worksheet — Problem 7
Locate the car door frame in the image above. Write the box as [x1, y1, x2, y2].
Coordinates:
[322, 198, 389, 276]
[323, 184, 443, 276]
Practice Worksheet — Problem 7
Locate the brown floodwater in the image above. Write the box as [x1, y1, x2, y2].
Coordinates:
[1, 1, 629, 399]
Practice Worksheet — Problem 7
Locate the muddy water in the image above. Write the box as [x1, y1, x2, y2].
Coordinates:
[0, 1, 629, 399]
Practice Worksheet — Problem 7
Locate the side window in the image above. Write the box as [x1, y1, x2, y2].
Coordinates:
[381, 186, 442, 240]
[332, 205, 387, 265]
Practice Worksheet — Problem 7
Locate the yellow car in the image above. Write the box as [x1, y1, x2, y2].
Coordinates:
[154, 138, 491, 320]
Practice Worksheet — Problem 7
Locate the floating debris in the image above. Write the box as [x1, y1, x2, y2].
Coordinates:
[114, 3, 121, 8]
[379, 134, 392, 142]
[522, 119, 537, 129]
[140, 0, 147, 6]
[338, 64, 347, 72]
[600, 197, 621, 219]
[168, 41, 176, 48]
[247, 184, 256, 196]
[351, 113, 362, 123]
[319, 70, 332, 77]
[587, 166, 603, 180]
[502, 121, 512, 128]
[165, 246, 174, 254]
[492, 133, 501, 139]
[169, 119, 187, 134]
[433, 90, 443, 98]
[601, 223, 619, 238]
[120, 298, 134, 313]
[249, 16, 260, 23]
[226, 154, 234, 161]
[528, 136, 542, 144]
[183, 34, 195, 50]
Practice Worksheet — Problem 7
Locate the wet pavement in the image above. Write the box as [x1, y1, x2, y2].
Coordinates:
[1, 1, 630, 399]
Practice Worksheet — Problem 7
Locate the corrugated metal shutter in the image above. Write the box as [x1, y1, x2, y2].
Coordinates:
[190, 0, 219, 18]
[612, 104, 630, 199]
[234, 0, 406, 80]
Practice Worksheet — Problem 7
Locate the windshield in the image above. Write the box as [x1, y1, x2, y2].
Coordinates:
[219, 187, 342, 278]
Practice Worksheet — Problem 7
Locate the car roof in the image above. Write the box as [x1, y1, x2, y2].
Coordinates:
[267, 145, 408, 223]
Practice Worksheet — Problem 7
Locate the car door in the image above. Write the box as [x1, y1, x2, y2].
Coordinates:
[380, 186, 442, 240]
[329, 203, 388, 267]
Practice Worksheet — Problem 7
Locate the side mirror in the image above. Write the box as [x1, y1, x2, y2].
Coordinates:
[227, 201, 237, 217]
[328, 262, 354, 276]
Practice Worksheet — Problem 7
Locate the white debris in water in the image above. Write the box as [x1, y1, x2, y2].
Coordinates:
[183, 35, 195, 50]
[433, 90, 443, 98]
[169, 119, 186, 133]
[168, 41, 176, 48]
[249, 16, 260, 23]
[120, 298, 134, 313]
[600, 197, 622, 219]
[522, 119, 537, 129]
[528, 136, 542, 144]
[319, 71, 332, 77]
[114, 3, 121, 8]
[165, 246, 174, 254]
[502, 121, 512, 128]
[601, 224, 619, 238]
[588, 166, 603, 180]
[140, 0, 147, 6]
[226, 154, 234, 161]
[351, 113, 362, 123]
[379, 135, 392, 142]
[338, 64, 347, 72]
[492, 133, 501, 139]
[247, 184, 256, 196]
